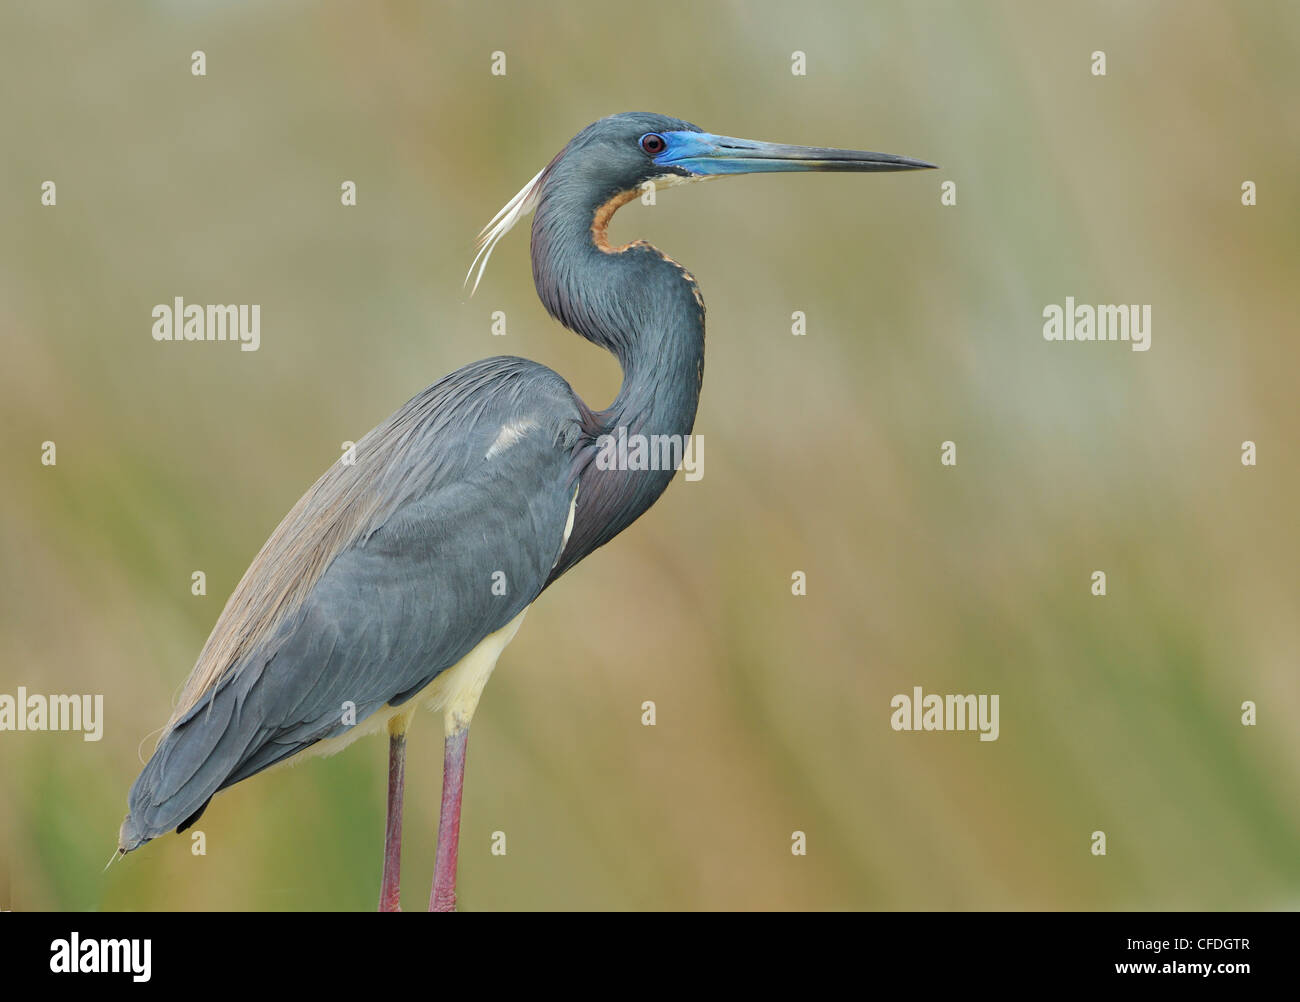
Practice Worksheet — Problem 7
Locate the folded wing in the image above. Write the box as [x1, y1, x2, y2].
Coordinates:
[121, 357, 583, 850]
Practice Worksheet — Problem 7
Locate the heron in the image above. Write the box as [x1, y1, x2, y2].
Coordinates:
[118, 112, 934, 910]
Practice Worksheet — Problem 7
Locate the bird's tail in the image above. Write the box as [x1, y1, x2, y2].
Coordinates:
[117, 676, 246, 854]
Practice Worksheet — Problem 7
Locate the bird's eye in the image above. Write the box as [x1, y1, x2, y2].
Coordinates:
[639, 133, 667, 156]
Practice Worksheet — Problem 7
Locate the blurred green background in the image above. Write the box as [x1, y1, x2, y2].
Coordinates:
[1, 0, 1297, 910]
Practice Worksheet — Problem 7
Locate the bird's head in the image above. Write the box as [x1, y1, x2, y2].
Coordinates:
[467, 111, 936, 292]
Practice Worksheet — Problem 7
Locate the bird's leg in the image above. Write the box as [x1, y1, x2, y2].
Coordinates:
[429, 725, 469, 912]
[377, 731, 406, 911]
[378, 709, 414, 912]
[427, 616, 523, 912]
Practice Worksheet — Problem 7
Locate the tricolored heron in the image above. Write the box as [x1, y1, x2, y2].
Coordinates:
[118, 112, 934, 910]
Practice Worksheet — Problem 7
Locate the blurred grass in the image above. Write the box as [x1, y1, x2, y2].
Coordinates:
[1, 0, 1297, 909]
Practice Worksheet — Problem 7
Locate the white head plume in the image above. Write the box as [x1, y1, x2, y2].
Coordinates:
[465, 167, 546, 295]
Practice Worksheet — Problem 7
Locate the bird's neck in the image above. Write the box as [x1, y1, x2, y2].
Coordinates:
[531, 187, 706, 441]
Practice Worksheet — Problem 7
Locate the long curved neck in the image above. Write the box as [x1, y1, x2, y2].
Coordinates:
[531, 184, 705, 439]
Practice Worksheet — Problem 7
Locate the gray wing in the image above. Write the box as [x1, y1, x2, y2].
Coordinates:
[121, 357, 582, 850]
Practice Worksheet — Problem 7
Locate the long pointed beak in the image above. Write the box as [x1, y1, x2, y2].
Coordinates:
[655, 131, 937, 176]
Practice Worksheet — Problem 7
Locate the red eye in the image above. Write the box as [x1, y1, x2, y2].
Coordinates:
[639, 133, 667, 155]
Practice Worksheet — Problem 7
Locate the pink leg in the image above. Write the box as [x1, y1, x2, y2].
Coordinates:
[378, 731, 406, 912]
[429, 728, 469, 912]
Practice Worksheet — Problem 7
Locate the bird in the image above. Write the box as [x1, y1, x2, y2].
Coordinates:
[118, 112, 935, 910]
